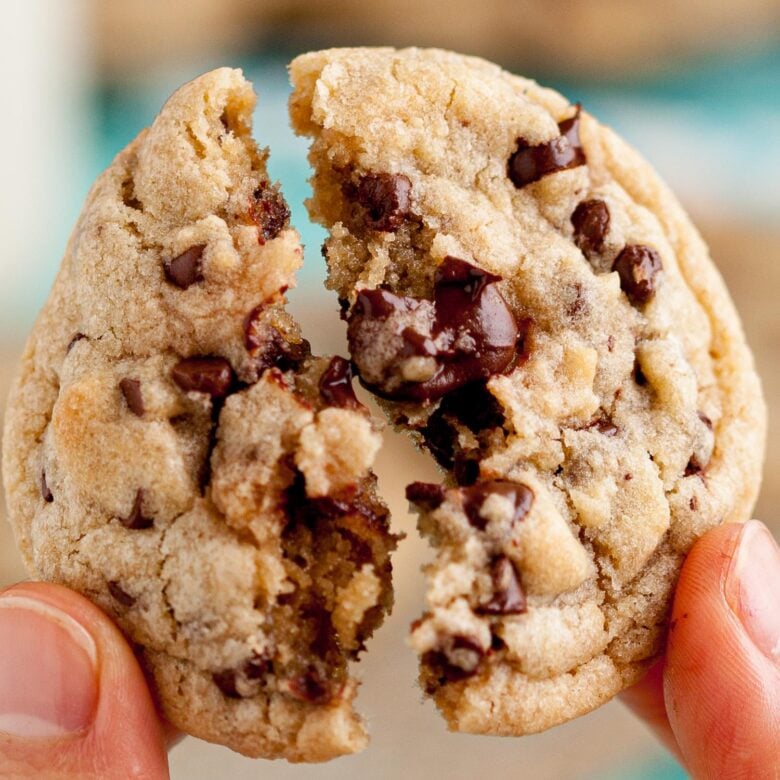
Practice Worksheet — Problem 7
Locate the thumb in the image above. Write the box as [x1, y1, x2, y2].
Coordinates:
[0, 582, 170, 779]
[665, 520, 780, 778]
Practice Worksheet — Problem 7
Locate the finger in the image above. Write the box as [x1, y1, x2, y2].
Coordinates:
[0, 582, 170, 779]
[619, 660, 682, 762]
[664, 520, 780, 779]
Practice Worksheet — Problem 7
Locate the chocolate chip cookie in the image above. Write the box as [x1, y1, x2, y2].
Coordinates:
[290, 48, 766, 734]
[2, 68, 398, 762]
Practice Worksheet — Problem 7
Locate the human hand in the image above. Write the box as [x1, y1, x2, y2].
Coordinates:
[621, 520, 780, 778]
[0, 521, 776, 779]
[0, 581, 172, 779]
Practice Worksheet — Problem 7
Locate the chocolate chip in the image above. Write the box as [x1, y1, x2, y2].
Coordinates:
[172, 357, 234, 398]
[164, 245, 205, 289]
[689, 495, 699, 511]
[319, 356, 364, 411]
[508, 109, 587, 188]
[438, 380, 505, 434]
[107, 580, 135, 607]
[406, 482, 446, 511]
[423, 635, 485, 688]
[283, 469, 388, 533]
[478, 556, 526, 615]
[352, 172, 412, 232]
[120, 489, 153, 530]
[685, 411, 715, 476]
[287, 669, 333, 704]
[453, 455, 480, 486]
[66, 333, 86, 352]
[213, 652, 272, 699]
[249, 187, 290, 244]
[244, 310, 311, 373]
[460, 480, 534, 530]
[119, 378, 144, 417]
[40, 471, 53, 503]
[586, 417, 619, 436]
[213, 669, 240, 698]
[613, 245, 662, 306]
[348, 257, 519, 402]
[571, 199, 610, 256]
[420, 408, 457, 469]
[685, 457, 704, 476]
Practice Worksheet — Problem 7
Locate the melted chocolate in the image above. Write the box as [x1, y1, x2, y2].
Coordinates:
[244, 311, 311, 374]
[478, 556, 526, 615]
[422, 634, 485, 689]
[420, 408, 458, 469]
[283, 470, 388, 533]
[460, 480, 534, 530]
[213, 652, 272, 699]
[319, 356, 364, 411]
[171, 356, 234, 398]
[438, 380, 505, 434]
[508, 109, 587, 188]
[405, 481, 446, 511]
[348, 257, 519, 402]
[351, 172, 412, 232]
[249, 187, 290, 244]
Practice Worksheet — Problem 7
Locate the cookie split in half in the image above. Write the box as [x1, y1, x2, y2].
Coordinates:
[289, 47, 765, 735]
[2, 68, 399, 762]
[3, 50, 766, 756]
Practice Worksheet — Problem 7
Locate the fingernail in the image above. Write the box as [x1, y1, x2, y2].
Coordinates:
[725, 520, 780, 665]
[0, 594, 98, 737]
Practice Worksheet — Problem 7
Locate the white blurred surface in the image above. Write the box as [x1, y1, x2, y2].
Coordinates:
[0, 1, 92, 335]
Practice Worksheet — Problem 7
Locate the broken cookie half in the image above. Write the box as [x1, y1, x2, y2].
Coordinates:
[289, 48, 765, 734]
[2, 69, 398, 762]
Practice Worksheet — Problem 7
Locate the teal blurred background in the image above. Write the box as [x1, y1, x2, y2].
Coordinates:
[0, 3, 778, 778]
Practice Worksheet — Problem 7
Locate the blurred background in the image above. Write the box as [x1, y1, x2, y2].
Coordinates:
[1, 2, 778, 778]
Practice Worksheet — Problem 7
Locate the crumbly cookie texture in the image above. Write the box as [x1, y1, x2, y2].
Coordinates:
[2, 68, 399, 762]
[289, 47, 766, 734]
